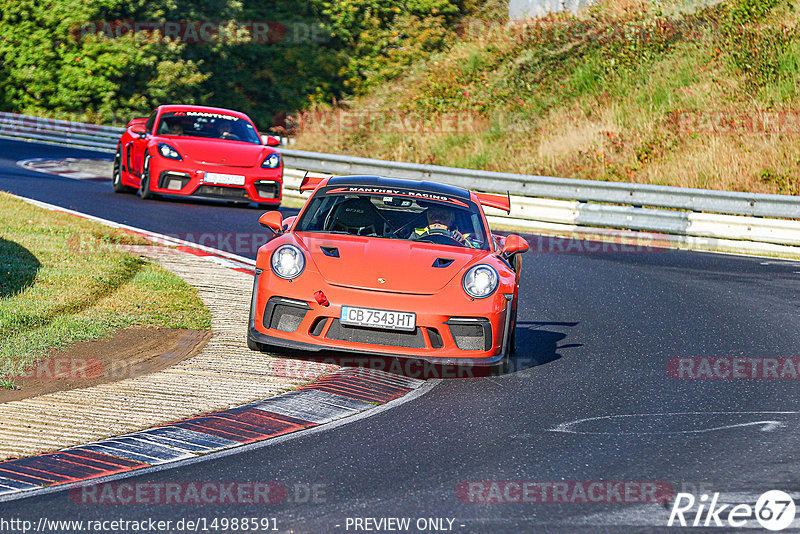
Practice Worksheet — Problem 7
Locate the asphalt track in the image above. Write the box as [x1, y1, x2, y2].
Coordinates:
[2, 137, 800, 532]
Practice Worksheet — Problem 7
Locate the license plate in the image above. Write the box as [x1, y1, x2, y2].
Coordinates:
[340, 306, 416, 332]
[205, 172, 245, 185]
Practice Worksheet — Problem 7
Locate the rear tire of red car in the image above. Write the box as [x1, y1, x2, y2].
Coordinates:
[112, 148, 133, 194]
[139, 155, 156, 200]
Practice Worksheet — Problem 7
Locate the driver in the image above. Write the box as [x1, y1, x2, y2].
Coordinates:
[168, 122, 183, 135]
[217, 121, 235, 139]
[412, 205, 468, 244]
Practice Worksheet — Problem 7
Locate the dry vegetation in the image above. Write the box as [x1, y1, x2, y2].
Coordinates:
[294, 0, 800, 195]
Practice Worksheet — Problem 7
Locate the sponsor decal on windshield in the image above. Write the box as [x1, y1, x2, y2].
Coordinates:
[179, 111, 240, 121]
[325, 186, 470, 208]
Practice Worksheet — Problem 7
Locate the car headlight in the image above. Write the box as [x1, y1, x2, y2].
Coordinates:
[157, 143, 182, 160]
[271, 244, 305, 279]
[262, 153, 281, 169]
[462, 264, 499, 299]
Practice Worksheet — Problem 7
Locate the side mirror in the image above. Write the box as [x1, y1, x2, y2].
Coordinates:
[126, 117, 148, 128]
[130, 124, 147, 138]
[259, 211, 283, 233]
[263, 135, 281, 147]
[502, 234, 529, 257]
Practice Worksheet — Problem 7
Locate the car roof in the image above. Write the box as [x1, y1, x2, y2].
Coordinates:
[326, 175, 471, 200]
[157, 104, 250, 121]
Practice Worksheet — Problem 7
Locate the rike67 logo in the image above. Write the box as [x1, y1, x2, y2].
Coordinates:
[669, 490, 796, 531]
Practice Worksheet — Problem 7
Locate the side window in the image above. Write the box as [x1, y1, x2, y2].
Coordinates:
[145, 111, 157, 135]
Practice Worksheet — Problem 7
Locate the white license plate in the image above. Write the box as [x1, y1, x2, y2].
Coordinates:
[205, 172, 245, 185]
[340, 306, 416, 332]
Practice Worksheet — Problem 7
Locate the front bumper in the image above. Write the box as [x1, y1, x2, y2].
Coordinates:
[247, 269, 514, 367]
[148, 157, 282, 204]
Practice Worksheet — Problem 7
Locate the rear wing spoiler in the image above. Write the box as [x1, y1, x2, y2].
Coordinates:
[299, 174, 326, 192]
[474, 192, 511, 213]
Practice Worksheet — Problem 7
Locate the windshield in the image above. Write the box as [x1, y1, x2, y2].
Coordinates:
[156, 111, 261, 144]
[295, 186, 489, 250]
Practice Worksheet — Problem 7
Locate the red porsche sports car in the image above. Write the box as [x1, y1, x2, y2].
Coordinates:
[247, 175, 530, 372]
[113, 105, 283, 207]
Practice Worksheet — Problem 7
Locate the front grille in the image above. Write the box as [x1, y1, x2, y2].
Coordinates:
[254, 180, 279, 199]
[428, 328, 444, 349]
[309, 317, 327, 336]
[448, 319, 492, 351]
[263, 298, 309, 333]
[158, 171, 191, 190]
[326, 319, 425, 348]
[195, 185, 247, 199]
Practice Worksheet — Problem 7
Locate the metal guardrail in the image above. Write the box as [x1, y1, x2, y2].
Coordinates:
[1, 112, 798, 250]
[279, 149, 800, 219]
[0, 111, 121, 153]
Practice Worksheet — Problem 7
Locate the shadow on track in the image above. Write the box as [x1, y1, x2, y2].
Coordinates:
[509, 321, 581, 373]
[261, 321, 581, 380]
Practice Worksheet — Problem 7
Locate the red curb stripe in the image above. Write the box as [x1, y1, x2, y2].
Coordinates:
[222, 407, 314, 428]
[307, 380, 410, 400]
[302, 378, 411, 403]
[173, 413, 306, 444]
[176, 246, 212, 257]
[0, 466, 62, 485]
[173, 418, 273, 443]
[303, 384, 406, 403]
[45, 453, 143, 474]
[6, 457, 110, 480]
[309, 375, 409, 397]
[201, 410, 309, 436]
[0, 462, 84, 484]
[60, 449, 148, 470]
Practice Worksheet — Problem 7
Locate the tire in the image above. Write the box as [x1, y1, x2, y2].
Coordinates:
[497, 307, 518, 375]
[139, 155, 155, 200]
[112, 148, 132, 193]
[247, 337, 264, 352]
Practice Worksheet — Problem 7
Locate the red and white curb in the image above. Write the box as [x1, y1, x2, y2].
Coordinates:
[0, 192, 430, 502]
[17, 158, 110, 182]
[0, 367, 424, 501]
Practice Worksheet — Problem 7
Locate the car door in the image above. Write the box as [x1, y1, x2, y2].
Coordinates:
[129, 110, 157, 178]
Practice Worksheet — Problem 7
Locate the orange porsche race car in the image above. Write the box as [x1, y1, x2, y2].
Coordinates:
[247, 175, 529, 372]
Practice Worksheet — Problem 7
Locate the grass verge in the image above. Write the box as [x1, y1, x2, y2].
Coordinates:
[0, 192, 211, 387]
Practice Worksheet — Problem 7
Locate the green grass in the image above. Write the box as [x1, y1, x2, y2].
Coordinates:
[0, 193, 211, 387]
